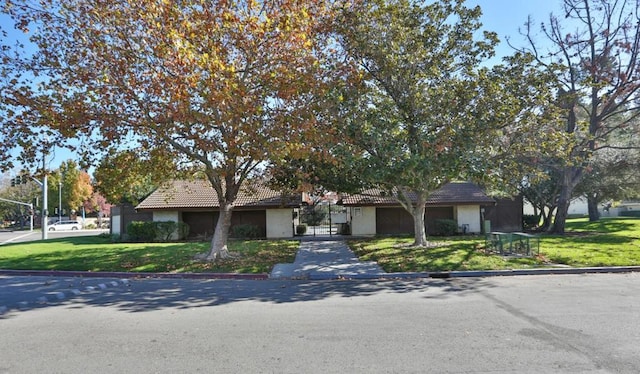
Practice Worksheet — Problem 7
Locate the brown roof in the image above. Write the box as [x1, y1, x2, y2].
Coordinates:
[342, 182, 495, 206]
[136, 180, 301, 210]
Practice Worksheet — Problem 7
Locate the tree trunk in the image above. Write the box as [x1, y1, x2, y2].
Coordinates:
[587, 194, 600, 222]
[540, 206, 555, 232]
[550, 167, 582, 234]
[411, 195, 428, 247]
[550, 183, 571, 234]
[203, 203, 234, 261]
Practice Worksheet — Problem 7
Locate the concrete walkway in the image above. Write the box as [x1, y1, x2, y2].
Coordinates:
[270, 240, 385, 280]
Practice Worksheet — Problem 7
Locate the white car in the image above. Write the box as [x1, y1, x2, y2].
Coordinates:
[48, 220, 82, 231]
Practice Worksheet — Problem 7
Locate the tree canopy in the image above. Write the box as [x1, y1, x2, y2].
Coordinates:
[516, 0, 640, 231]
[331, 0, 559, 245]
[1, 0, 348, 258]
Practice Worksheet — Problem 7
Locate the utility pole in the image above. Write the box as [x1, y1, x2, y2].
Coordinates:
[42, 153, 48, 240]
[58, 180, 62, 223]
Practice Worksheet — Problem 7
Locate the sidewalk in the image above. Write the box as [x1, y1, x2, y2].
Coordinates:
[270, 241, 385, 280]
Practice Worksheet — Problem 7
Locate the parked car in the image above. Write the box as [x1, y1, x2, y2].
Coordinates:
[48, 220, 82, 231]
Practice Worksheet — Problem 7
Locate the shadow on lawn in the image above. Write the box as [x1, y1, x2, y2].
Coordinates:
[1, 276, 494, 318]
[562, 217, 640, 234]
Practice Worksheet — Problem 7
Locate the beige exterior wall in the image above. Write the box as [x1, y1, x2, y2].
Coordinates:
[351, 206, 376, 236]
[455, 205, 481, 233]
[111, 215, 121, 235]
[153, 211, 180, 223]
[266, 209, 293, 238]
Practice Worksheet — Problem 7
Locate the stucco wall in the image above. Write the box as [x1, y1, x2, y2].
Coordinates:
[153, 211, 179, 222]
[455, 205, 481, 233]
[111, 214, 121, 235]
[266, 209, 293, 238]
[351, 206, 376, 236]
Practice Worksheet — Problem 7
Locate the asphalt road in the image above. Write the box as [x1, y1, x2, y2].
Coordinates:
[1, 273, 639, 373]
[0, 228, 108, 245]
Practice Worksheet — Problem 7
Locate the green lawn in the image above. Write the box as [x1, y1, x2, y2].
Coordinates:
[350, 217, 640, 272]
[541, 217, 640, 267]
[0, 236, 299, 274]
[2, 217, 638, 274]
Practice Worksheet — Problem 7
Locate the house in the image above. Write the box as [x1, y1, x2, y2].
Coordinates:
[342, 182, 522, 236]
[130, 179, 301, 239]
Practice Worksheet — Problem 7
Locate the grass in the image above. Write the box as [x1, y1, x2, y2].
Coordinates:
[1, 217, 638, 274]
[541, 217, 640, 267]
[0, 236, 299, 274]
[350, 217, 640, 272]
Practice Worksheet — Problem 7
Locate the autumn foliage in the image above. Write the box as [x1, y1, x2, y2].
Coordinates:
[1, 0, 351, 258]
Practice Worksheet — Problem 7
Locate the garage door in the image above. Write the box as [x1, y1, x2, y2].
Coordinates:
[375, 207, 454, 235]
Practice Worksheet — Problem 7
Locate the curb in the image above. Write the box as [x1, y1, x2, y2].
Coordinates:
[0, 269, 269, 280]
[0, 279, 131, 316]
[2, 266, 640, 283]
[303, 266, 640, 280]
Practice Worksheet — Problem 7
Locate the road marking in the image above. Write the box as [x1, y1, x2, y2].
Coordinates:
[0, 232, 38, 245]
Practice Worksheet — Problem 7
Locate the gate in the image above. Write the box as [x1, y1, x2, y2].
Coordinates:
[296, 201, 349, 236]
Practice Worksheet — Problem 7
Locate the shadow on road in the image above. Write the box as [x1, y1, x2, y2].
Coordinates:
[1, 277, 494, 318]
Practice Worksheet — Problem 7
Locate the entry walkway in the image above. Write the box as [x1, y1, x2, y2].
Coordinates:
[270, 240, 386, 280]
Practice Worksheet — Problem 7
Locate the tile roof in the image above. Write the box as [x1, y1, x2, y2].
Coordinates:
[342, 182, 496, 206]
[135, 179, 301, 210]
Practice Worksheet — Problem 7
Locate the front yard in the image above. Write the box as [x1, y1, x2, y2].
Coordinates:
[0, 217, 638, 274]
[349, 217, 640, 272]
[0, 236, 299, 274]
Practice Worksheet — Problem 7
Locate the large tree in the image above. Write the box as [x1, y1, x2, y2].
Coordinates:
[517, 0, 640, 231]
[93, 150, 172, 205]
[47, 160, 93, 219]
[1, 0, 344, 259]
[334, 0, 557, 246]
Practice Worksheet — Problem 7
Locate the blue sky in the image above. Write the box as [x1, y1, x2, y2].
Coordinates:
[468, 0, 565, 59]
[3, 0, 566, 175]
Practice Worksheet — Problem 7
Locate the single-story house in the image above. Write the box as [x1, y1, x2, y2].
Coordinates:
[131, 179, 301, 239]
[342, 182, 522, 236]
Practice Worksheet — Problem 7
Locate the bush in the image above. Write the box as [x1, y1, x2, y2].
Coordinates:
[432, 219, 458, 236]
[296, 224, 307, 235]
[155, 221, 178, 241]
[126, 221, 190, 242]
[176, 222, 190, 239]
[127, 221, 157, 242]
[231, 224, 261, 238]
[522, 214, 540, 230]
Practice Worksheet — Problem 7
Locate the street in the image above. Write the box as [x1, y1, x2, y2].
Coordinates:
[0, 228, 108, 245]
[1, 273, 639, 373]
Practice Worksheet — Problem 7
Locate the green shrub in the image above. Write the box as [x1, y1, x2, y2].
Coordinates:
[127, 221, 190, 242]
[433, 219, 458, 236]
[155, 221, 178, 241]
[231, 224, 261, 238]
[127, 221, 157, 242]
[176, 222, 190, 239]
[296, 224, 307, 235]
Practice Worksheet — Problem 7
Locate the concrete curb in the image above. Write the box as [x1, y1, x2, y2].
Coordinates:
[2, 266, 640, 283]
[304, 266, 640, 280]
[0, 269, 269, 280]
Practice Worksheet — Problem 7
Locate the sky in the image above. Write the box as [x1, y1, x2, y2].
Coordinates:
[2, 0, 567, 176]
